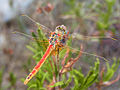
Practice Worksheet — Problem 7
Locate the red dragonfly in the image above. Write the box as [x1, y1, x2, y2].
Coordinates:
[24, 25, 69, 85]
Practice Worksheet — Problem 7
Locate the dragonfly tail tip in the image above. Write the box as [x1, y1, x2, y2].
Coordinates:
[24, 80, 28, 85]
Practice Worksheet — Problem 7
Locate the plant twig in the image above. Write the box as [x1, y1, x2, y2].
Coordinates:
[60, 44, 83, 75]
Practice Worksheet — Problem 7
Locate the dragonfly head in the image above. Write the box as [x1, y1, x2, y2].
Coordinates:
[54, 25, 69, 46]
[55, 25, 67, 34]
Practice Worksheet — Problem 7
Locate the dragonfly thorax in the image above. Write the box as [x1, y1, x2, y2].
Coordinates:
[49, 32, 59, 48]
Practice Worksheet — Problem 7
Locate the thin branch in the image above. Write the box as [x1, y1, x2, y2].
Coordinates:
[61, 48, 70, 66]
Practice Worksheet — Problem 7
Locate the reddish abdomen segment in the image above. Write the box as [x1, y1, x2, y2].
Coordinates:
[24, 45, 53, 85]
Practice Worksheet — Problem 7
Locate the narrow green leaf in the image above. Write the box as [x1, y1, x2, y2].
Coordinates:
[85, 73, 98, 87]
[50, 81, 64, 87]
[0, 69, 3, 88]
[26, 45, 37, 53]
[103, 69, 114, 81]
[59, 49, 67, 59]
[61, 76, 72, 88]
[9, 72, 16, 86]
[27, 84, 37, 90]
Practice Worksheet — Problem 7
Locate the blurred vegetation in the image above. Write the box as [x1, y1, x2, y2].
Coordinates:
[63, 0, 119, 35]
[0, 69, 17, 90]
[0, 0, 120, 90]
[0, 69, 3, 89]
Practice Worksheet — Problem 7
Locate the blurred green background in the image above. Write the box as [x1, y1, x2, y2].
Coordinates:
[0, 0, 120, 90]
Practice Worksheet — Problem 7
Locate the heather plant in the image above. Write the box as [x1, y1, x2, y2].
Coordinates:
[22, 25, 120, 90]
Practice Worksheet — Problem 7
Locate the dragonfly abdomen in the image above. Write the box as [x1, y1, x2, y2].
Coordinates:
[24, 45, 53, 85]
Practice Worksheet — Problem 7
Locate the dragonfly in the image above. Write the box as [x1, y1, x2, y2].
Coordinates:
[15, 15, 117, 85]
[24, 24, 69, 85]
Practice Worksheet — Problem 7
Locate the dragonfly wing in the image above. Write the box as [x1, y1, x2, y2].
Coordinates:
[21, 14, 52, 35]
